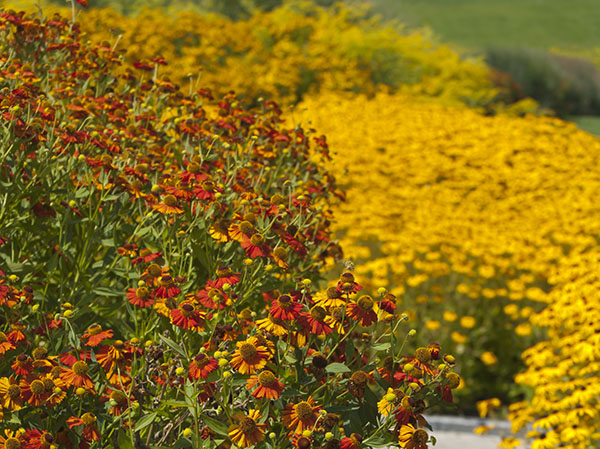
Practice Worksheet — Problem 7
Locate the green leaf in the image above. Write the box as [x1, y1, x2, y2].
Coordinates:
[159, 334, 188, 359]
[135, 412, 158, 432]
[118, 430, 135, 449]
[201, 414, 230, 437]
[371, 343, 391, 352]
[326, 362, 351, 374]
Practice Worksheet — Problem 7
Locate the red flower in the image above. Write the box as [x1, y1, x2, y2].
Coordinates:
[171, 303, 205, 330]
[188, 353, 218, 379]
[154, 275, 181, 299]
[299, 307, 333, 336]
[241, 234, 270, 258]
[346, 296, 377, 327]
[270, 294, 302, 321]
[24, 429, 55, 449]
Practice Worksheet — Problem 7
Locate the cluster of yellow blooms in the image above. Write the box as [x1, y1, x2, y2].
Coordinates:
[503, 251, 600, 449]
[298, 91, 600, 406]
[8, 0, 499, 106]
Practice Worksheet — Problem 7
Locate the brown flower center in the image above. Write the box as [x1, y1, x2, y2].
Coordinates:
[8, 384, 21, 399]
[216, 266, 232, 277]
[43, 434, 54, 444]
[87, 324, 103, 336]
[239, 343, 257, 361]
[250, 234, 264, 246]
[311, 353, 328, 369]
[147, 263, 162, 277]
[81, 412, 97, 425]
[415, 348, 431, 363]
[297, 437, 311, 449]
[201, 180, 215, 192]
[277, 294, 292, 308]
[273, 246, 287, 259]
[16, 354, 27, 363]
[181, 303, 195, 316]
[413, 429, 428, 445]
[163, 194, 178, 207]
[33, 347, 48, 360]
[30, 380, 45, 395]
[73, 361, 88, 376]
[43, 378, 55, 392]
[357, 296, 374, 312]
[310, 305, 326, 321]
[160, 275, 173, 286]
[326, 287, 341, 299]
[140, 248, 152, 257]
[239, 417, 257, 433]
[331, 307, 344, 322]
[340, 272, 354, 283]
[239, 221, 255, 236]
[350, 371, 369, 386]
[257, 371, 276, 387]
[187, 162, 200, 174]
[194, 353, 208, 365]
[294, 401, 314, 421]
[5, 438, 20, 449]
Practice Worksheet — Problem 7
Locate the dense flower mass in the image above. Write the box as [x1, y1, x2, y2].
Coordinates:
[0, 7, 459, 448]
[298, 91, 600, 406]
[4, 0, 502, 107]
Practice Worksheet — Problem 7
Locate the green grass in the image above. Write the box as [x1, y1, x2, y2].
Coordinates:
[570, 115, 600, 135]
[369, 0, 600, 54]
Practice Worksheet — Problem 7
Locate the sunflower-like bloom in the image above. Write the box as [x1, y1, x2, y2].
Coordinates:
[270, 294, 302, 321]
[230, 337, 270, 374]
[0, 376, 23, 410]
[398, 424, 429, 449]
[247, 371, 284, 399]
[282, 396, 322, 434]
[228, 409, 267, 448]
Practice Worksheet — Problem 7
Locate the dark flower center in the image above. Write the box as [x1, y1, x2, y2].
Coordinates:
[73, 361, 88, 376]
[257, 371, 276, 387]
[239, 343, 257, 361]
[294, 401, 313, 420]
[239, 417, 257, 433]
[30, 380, 45, 395]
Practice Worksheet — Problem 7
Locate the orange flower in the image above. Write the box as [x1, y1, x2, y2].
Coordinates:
[67, 412, 100, 442]
[20, 376, 49, 406]
[247, 371, 284, 399]
[0, 331, 16, 354]
[152, 194, 183, 214]
[228, 409, 267, 448]
[153, 275, 181, 298]
[230, 337, 270, 374]
[282, 397, 322, 434]
[126, 287, 155, 308]
[60, 360, 95, 391]
[81, 324, 113, 347]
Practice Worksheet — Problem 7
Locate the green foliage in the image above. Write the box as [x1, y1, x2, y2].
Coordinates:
[486, 47, 600, 116]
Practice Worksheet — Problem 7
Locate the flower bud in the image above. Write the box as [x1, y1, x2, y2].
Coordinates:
[75, 387, 86, 396]
[408, 329, 416, 336]
[183, 428, 193, 437]
[302, 430, 312, 438]
[175, 367, 185, 376]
